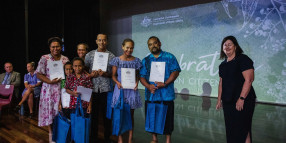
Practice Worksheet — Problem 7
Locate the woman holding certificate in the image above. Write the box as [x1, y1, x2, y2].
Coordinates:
[36, 37, 69, 142]
[109, 38, 142, 143]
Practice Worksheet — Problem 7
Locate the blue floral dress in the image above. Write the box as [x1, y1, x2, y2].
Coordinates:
[109, 57, 142, 109]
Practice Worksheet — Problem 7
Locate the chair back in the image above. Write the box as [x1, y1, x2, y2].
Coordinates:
[0, 84, 14, 102]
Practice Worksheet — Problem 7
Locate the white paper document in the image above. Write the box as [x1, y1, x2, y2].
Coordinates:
[48, 60, 65, 80]
[92, 52, 109, 72]
[5, 85, 10, 89]
[149, 62, 166, 83]
[121, 68, 136, 89]
[61, 89, 70, 108]
[77, 86, 92, 102]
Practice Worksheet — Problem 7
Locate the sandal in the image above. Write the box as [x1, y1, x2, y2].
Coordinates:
[150, 140, 158, 143]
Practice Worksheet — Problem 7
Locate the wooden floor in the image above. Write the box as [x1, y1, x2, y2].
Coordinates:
[0, 111, 117, 143]
[0, 91, 286, 143]
[0, 112, 49, 143]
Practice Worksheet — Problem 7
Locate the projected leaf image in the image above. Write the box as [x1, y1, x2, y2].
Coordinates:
[241, 0, 286, 53]
[241, 0, 259, 28]
[222, 0, 286, 53]
[132, 0, 286, 103]
[221, 0, 259, 28]
[265, 45, 286, 103]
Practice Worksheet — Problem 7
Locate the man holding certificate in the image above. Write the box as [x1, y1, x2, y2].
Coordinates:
[140, 36, 181, 143]
[85, 34, 115, 143]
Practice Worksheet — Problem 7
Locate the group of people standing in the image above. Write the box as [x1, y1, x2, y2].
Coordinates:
[30, 34, 181, 143]
[1, 34, 257, 143]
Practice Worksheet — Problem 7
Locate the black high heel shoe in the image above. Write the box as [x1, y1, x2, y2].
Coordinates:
[29, 112, 34, 118]
[14, 105, 21, 112]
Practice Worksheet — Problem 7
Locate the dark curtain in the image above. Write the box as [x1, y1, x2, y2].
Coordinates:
[0, 0, 100, 94]
[0, 1, 26, 75]
[63, 0, 100, 60]
[28, 0, 64, 63]
[28, 0, 100, 64]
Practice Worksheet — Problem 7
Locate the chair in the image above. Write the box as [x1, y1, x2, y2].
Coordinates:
[33, 86, 41, 115]
[0, 84, 14, 116]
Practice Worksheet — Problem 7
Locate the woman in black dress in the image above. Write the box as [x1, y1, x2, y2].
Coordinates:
[216, 36, 256, 143]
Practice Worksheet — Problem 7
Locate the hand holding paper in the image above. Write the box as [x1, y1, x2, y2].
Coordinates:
[61, 89, 70, 108]
[50, 78, 61, 84]
[149, 62, 166, 82]
[155, 82, 165, 88]
[48, 60, 65, 80]
[121, 68, 136, 89]
[98, 69, 105, 76]
[77, 86, 92, 102]
[71, 91, 81, 97]
[92, 52, 109, 72]
[90, 70, 99, 78]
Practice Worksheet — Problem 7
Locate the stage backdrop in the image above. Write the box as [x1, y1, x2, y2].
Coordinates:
[132, 0, 286, 104]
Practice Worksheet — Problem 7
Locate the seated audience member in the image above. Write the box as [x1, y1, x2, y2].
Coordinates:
[0, 62, 21, 106]
[15, 62, 41, 118]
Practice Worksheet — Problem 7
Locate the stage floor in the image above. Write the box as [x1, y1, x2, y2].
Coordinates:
[0, 91, 285, 143]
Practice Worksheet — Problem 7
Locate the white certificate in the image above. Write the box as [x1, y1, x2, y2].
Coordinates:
[92, 52, 109, 72]
[77, 86, 92, 102]
[48, 60, 65, 80]
[149, 62, 166, 83]
[121, 68, 136, 89]
[61, 89, 70, 108]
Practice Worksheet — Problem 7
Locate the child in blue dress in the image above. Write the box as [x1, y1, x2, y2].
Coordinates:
[109, 38, 142, 143]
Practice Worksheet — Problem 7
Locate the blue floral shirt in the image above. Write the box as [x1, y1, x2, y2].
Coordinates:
[140, 51, 181, 101]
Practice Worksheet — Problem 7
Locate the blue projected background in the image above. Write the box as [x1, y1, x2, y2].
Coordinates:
[132, 0, 286, 104]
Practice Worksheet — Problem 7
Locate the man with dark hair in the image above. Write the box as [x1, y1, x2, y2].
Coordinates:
[140, 36, 181, 143]
[85, 34, 115, 143]
[0, 62, 21, 107]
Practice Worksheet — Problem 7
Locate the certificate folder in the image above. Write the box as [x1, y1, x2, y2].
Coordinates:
[121, 68, 136, 89]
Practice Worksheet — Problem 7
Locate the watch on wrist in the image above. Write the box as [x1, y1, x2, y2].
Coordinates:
[239, 96, 245, 100]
